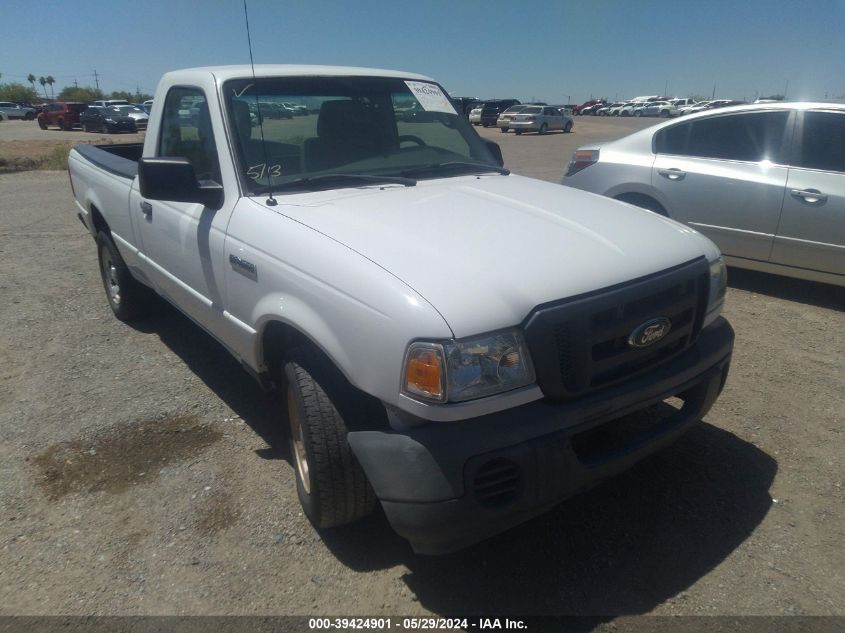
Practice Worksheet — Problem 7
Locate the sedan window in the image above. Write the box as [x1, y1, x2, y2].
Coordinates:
[798, 111, 845, 173]
[656, 111, 789, 162]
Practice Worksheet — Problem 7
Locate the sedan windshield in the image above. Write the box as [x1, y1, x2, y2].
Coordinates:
[223, 76, 501, 194]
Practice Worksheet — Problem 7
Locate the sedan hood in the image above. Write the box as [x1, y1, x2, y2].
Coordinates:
[272, 175, 716, 337]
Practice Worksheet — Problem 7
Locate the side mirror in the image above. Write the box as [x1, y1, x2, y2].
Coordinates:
[138, 157, 223, 209]
[484, 140, 504, 167]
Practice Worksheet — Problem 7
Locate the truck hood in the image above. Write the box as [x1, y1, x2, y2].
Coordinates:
[271, 174, 718, 338]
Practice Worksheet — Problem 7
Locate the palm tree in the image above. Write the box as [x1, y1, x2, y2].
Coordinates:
[27, 74, 36, 94]
[46, 76, 55, 99]
[39, 76, 47, 99]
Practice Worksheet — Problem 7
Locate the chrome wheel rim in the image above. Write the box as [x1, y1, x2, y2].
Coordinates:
[100, 247, 121, 307]
[287, 384, 311, 495]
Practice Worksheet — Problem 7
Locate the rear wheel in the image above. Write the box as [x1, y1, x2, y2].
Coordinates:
[500, 126, 507, 133]
[282, 346, 376, 528]
[634, 111, 642, 117]
[25, 112, 35, 120]
[564, 121, 573, 133]
[96, 231, 154, 321]
[660, 110, 670, 118]
[514, 129, 522, 135]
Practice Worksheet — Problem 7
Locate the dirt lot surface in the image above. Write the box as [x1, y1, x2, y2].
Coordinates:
[0, 116, 843, 621]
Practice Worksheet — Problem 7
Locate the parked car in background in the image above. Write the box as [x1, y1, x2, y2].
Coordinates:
[468, 103, 484, 125]
[510, 105, 573, 134]
[37, 102, 88, 130]
[110, 105, 150, 130]
[92, 99, 131, 108]
[635, 101, 675, 117]
[573, 99, 604, 115]
[79, 106, 138, 133]
[135, 103, 152, 114]
[563, 102, 845, 286]
[670, 98, 697, 110]
[481, 99, 521, 127]
[143, 99, 154, 111]
[618, 102, 641, 117]
[580, 101, 607, 116]
[0, 101, 37, 120]
[282, 102, 308, 115]
[451, 97, 481, 117]
[596, 102, 621, 116]
[496, 105, 529, 132]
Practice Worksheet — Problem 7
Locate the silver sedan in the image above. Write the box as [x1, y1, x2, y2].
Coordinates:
[562, 103, 845, 286]
[509, 106, 573, 135]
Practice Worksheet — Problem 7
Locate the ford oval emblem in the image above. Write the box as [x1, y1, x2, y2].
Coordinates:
[628, 317, 672, 348]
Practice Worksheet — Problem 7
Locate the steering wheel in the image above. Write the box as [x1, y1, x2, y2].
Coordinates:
[398, 135, 427, 147]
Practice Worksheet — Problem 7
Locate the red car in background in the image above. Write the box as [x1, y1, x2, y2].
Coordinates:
[573, 99, 606, 115]
[37, 102, 88, 130]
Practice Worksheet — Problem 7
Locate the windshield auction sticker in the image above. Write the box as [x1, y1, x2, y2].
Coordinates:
[404, 81, 456, 114]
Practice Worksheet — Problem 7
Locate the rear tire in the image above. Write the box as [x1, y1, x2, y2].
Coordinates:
[660, 110, 670, 118]
[564, 121, 573, 133]
[500, 127, 507, 133]
[282, 346, 376, 528]
[26, 112, 35, 121]
[96, 231, 154, 321]
[514, 129, 522, 135]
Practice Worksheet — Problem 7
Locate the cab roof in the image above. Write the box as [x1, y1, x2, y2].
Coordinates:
[164, 64, 435, 84]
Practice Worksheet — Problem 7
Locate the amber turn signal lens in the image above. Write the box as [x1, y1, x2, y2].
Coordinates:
[404, 346, 444, 400]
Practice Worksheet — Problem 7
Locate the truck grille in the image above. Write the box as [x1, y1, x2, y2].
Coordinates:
[523, 257, 710, 400]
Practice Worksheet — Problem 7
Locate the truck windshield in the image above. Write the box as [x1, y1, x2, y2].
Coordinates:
[223, 76, 501, 194]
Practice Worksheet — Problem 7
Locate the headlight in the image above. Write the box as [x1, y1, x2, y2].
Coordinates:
[703, 257, 727, 328]
[402, 329, 535, 404]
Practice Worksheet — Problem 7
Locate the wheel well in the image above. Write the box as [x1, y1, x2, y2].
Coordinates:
[89, 204, 108, 237]
[261, 320, 389, 431]
[613, 193, 668, 216]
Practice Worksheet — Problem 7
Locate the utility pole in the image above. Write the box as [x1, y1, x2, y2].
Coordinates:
[93, 69, 100, 91]
[784, 80, 789, 98]
[74, 78, 78, 88]
[664, 79, 668, 96]
[712, 83, 716, 99]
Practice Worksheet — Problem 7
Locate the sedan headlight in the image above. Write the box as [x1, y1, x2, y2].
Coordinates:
[703, 257, 727, 328]
[402, 329, 535, 404]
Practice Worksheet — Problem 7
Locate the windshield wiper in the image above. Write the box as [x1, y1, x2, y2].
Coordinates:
[257, 173, 416, 194]
[399, 161, 510, 178]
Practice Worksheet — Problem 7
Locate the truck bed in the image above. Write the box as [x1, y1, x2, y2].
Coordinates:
[72, 143, 144, 179]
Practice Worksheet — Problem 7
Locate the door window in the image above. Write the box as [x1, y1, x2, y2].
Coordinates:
[655, 111, 789, 162]
[158, 87, 220, 181]
[797, 111, 845, 173]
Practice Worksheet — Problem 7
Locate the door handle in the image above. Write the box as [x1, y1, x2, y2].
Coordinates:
[790, 189, 827, 204]
[140, 201, 153, 216]
[658, 168, 686, 181]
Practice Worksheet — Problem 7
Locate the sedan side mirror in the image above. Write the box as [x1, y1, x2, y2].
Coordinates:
[138, 157, 224, 209]
[484, 140, 504, 167]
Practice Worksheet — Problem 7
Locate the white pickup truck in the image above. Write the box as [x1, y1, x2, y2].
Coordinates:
[68, 65, 734, 554]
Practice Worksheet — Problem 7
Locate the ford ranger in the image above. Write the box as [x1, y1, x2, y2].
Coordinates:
[67, 65, 734, 554]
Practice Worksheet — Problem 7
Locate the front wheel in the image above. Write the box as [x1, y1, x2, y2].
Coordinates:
[500, 126, 507, 133]
[38, 119, 47, 130]
[282, 346, 376, 528]
[538, 123, 548, 135]
[514, 129, 522, 135]
[660, 110, 670, 118]
[634, 111, 642, 117]
[564, 121, 573, 133]
[26, 112, 35, 121]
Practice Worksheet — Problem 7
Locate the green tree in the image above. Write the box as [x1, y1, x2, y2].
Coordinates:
[57, 85, 104, 103]
[46, 75, 55, 98]
[0, 82, 39, 102]
[27, 74, 36, 94]
[38, 76, 47, 98]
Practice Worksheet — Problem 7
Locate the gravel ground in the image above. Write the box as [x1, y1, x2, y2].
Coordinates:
[0, 116, 843, 620]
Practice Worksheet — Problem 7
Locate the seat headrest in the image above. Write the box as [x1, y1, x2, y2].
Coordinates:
[317, 99, 386, 144]
[231, 100, 252, 144]
[195, 101, 212, 140]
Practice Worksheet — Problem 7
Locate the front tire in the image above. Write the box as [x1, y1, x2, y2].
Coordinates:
[538, 123, 548, 135]
[564, 121, 573, 133]
[96, 231, 153, 321]
[38, 119, 47, 130]
[283, 347, 376, 528]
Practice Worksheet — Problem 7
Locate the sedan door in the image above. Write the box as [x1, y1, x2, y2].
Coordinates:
[651, 110, 793, 262]
[770, 109, 845, 277]
[543, 107, 563, 130]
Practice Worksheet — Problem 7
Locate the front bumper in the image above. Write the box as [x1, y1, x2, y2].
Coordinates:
[348, 317, 734, 554]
